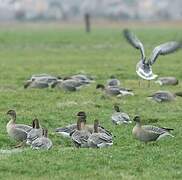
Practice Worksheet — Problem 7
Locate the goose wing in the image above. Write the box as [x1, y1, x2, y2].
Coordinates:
[123, 29, 145, 60]
[149, 41, 181, 65]
[55, 124, 77, 134]
[15, 124, 32, 133]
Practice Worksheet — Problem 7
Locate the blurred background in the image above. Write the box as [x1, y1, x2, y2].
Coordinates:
[0, 0, 182, 22]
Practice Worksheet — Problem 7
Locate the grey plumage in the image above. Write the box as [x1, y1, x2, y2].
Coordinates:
[123, 29, 145, 59]
[123, 29, 181, 80]
[31, 129, 52, 150]
[25, 74, 61, 89]
[148, 91, 175, 102]
[155, 77, 178, 86]
[106, 78, 121, 87]
[87, 120, 113, 148]
[111, 105, 131, 125]
[148, 91, 182, 102]
[26, 119, 43, 145]
[55, 111, 112, 138]
[24, 80, 49, 89]
[149, 42, 181, 65]
[55, 124, 77, 138]
[6, 110, 32, 142]
[70, 116, 91, 148]
[71, 74, 95, 84]
[52, 79, 83, 91]
[132, 116, 174, 143]
[96, 84, 134, 96]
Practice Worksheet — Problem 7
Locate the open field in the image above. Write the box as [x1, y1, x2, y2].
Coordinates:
[0, 23, 182, 179]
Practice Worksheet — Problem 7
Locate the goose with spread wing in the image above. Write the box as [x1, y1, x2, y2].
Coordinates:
[123, 29, 181, 82]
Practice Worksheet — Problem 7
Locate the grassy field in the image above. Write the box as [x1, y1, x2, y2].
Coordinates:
[0, 23, 182, 180]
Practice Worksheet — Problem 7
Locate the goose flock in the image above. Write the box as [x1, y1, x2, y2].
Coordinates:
[5, 29, 182, 150]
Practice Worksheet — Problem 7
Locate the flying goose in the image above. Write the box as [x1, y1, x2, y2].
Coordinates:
[96, 84, 134, 96]
[6, 110, 32, 146]
[87, 120, 113, 148]
[155, 77, 178, 86]
[31, 128, 52, 150]
[123, 29, 181, 83]
[148, 91, 182, 102]
[111, 105, 131, 125]
[26, 119, 43, 145]
[132, 116, 174, 143]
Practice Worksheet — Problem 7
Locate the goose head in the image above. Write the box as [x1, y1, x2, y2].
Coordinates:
[96, 84, 105, 90]
[24, 80, 33, 89]
[43, 128, 48, 137]
[114, 105, 120, 112]
[133, 115, 141, 124]
[77, 111, 87, 129]
[32, 118, 40, 129]
[7, 110, 16, 121]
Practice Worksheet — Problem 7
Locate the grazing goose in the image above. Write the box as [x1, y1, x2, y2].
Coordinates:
[123, 29, 181, 84]
[96, 84, 134, 96]
[148, 91, 182, 102]
[31, 128, 52, 150]
[24, 79, 49, 89]
[29, 74, 61, 84]
[155, 77, 178, 86]
[71, 74, 95, 84]
[111, 105, 131, 125]
[132, 116, 174, 143]
[70, 116, 91, 148]
[6, 110, 32, 146]
[51, 79, 83, 91]
[87, 120, 113, 148]
[55, 111, 112, 137]
[106, 76, 121, 87]
[26, 119, 43, 145]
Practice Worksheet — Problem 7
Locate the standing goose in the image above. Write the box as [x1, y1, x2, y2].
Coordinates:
[26, 118, 43, 145]
[155, 77, 178, 86]
[148, 91, 182, 102]
[87, 120, 113, 148]
[70, 116, 91, 148]
[132, 116, 174, 143]
[96, 84, 134, 96]
[31, 128, 52, 150]
[6, 110, 32, 146]
[111, 105, 131, 125]
[123, 29, 181, 84]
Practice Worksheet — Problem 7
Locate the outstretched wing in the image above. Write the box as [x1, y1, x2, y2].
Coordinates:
[123, 29, 145, 60]
[149, 41, 182, 65]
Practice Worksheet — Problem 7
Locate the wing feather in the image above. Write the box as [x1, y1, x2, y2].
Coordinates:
[149, 41, 182, 65]
[123, 29, 145, 59]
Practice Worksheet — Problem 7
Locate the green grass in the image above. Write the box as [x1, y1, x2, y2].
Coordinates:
[0, 24, 182, 180]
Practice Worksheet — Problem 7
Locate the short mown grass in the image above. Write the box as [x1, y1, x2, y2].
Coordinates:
[0, 23, 182, 180]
